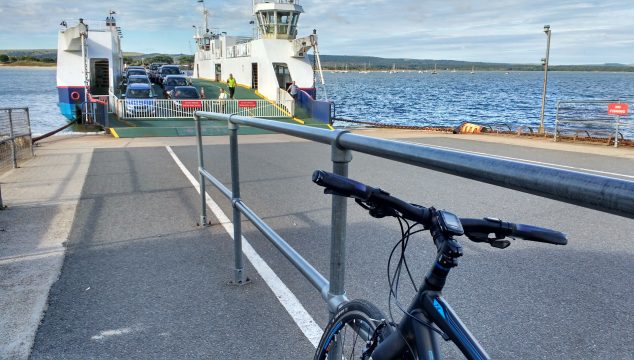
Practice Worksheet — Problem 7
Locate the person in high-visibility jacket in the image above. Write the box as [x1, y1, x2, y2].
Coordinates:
[227, 74, 237, 99]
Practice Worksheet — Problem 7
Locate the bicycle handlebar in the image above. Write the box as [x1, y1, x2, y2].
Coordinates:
[313, 170, 431, 223]
[312, 170, 567, 246]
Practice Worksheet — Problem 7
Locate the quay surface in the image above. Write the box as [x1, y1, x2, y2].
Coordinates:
[1, 130, 633, 359]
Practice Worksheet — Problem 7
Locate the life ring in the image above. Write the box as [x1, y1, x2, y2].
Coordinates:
[70, 91, 81, 101]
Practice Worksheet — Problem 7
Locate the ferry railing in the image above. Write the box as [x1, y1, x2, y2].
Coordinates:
[277, 88, 296, 116]
[192, 112, 634, 318]
[555, 99, 633, 147]
[114, 98, 290, 119]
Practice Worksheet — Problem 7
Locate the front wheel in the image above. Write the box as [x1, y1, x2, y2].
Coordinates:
[314, 299, 392, 360]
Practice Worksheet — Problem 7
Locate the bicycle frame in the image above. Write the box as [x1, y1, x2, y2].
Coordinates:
[370, 265, 490, 360]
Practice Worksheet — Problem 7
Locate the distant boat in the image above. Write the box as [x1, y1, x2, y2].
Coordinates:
[389, 64, 397, 74]
[359, 62, 369, 74]
[470, 66, 475, 74]
[431, 63, 438, 74]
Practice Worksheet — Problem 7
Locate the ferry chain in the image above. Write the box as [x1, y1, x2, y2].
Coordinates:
[331, 117, 453, 132]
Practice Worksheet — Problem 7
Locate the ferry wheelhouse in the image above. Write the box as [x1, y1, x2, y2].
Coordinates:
[193, 0, 323, 102]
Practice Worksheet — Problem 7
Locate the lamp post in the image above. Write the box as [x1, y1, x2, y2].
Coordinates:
[539, 25, 551, 135]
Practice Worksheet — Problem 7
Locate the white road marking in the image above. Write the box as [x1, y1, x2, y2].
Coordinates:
[166, 146, 323, 348]
[91, 327, 132, 340]
[408, 141, 634, 179]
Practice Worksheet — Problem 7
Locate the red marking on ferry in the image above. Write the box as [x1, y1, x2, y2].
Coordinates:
[181, 100, 203, 109]
[238, 100, 257, 108]
[608, 103, 628, 116]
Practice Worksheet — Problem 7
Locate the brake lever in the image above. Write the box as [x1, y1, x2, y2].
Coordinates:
[466, 232, 512, 249]
[355, 199, 398, 218]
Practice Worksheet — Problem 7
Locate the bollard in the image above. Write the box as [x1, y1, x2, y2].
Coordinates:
[194, 115, 209, 226]
[228, 118, 249, 285]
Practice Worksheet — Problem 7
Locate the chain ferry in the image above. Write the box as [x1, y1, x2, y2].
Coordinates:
[54, 2, 331, 137]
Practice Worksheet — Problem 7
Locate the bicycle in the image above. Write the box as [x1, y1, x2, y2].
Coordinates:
[311, 170, 567, 360]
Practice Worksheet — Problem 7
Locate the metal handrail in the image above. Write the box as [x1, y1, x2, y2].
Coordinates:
[1, 107, 34, 209]
[193, 112, 634, 316]
[555, 99, 633, 147]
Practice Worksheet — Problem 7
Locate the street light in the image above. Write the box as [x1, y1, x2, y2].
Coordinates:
[539, 25, 551, 135]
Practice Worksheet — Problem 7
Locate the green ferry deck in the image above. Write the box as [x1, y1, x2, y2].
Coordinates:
[106, 79, 331, 138]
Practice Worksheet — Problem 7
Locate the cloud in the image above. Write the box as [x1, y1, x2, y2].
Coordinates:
[0, 0, 632, 63]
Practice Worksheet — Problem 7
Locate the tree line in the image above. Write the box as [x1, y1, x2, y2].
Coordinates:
[123, 55, 195, 67]
[0, 54, 56, 64]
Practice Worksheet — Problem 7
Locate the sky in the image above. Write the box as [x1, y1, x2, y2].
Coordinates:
[1, 0, 633, 65]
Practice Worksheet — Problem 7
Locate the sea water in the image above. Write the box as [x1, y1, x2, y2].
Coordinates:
[1, 67, 633, 136]
[323, 71, 634, 135]
[0, 67, 67, 135]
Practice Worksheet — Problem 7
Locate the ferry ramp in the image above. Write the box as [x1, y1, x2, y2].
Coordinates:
[1, 131, 633, 359]
[108, 79, 329, 138]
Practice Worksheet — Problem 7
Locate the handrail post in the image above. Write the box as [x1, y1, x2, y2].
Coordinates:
[327, 131, 352, 314]
[229, 117, 250, 285]
[8, 109, 17, 169]
[25, 108, 34, 157]
[0, 182, 4, 209]
[194, 114, 208, 226]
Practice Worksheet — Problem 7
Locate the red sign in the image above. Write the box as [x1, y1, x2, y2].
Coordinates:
[181, 100, 202, 109]
[238, 100, 257, 108]
[608, 103, 628, 116]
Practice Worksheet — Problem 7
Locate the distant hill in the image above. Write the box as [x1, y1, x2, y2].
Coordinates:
[311, 55, 634, 72]
[1, 49, 632, 72]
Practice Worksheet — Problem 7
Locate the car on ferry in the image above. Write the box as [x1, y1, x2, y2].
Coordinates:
[123, 68, 147, 80]
[167, 86, 201, 100]
[122, 83, 156, 117]
[168, 86, 202, 114]
[119, 74, 151, 92]
[148, 63, 167, 83]
[162, 75, 191, 96]
[157, 65, 182, 85]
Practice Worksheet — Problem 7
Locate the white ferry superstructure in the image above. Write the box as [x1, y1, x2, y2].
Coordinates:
[192, 0, 323, 102]
[56, 14, 123, 120]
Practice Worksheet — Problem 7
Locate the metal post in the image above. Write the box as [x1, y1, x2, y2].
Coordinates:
[539, 25, 551, 135]
[229, 118, 249, 285]
[328, 131, 352, 359]
[328, 131, 352, 314]
[554, 101, 560, 142]
[25, 108, 34, 157]
[8, 109, 17, 168]
[614, 114, 620, 148]
[194, 115, 208, 226]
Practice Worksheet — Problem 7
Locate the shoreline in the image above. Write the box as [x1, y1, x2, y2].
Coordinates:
[0, 64, 55, 70]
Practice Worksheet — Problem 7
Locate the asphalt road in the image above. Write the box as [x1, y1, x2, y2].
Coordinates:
[31, 136, 634, 359]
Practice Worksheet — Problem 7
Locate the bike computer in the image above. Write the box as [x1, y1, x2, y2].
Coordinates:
[437, 210, 464, 236]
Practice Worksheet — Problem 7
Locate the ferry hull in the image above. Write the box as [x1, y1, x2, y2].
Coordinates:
[57, 87, 86, 121]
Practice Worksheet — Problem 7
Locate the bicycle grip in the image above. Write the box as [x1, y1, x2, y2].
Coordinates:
[513, 224, 567, 245]
[312, 170, 373, 201]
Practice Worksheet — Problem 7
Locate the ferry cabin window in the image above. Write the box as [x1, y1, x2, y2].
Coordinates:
[277, 12, 290, 34]
[266, 12, 275, 34]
